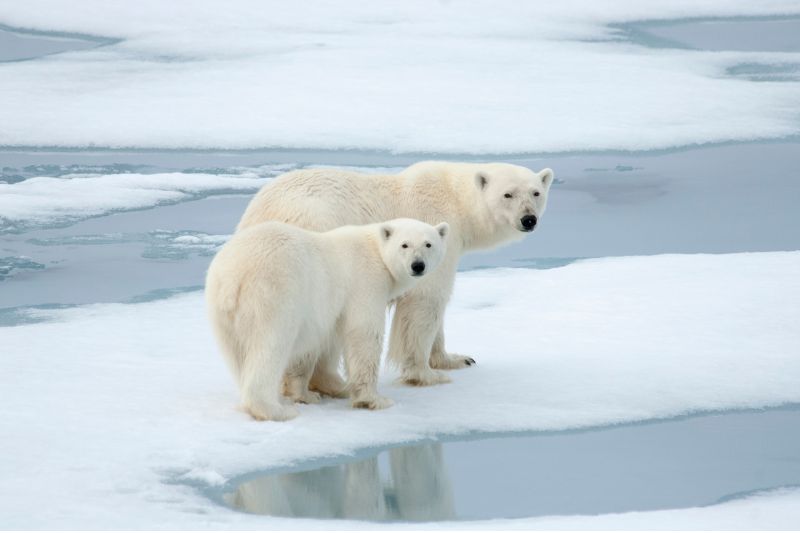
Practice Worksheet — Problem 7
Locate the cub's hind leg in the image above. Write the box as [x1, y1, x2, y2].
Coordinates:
[240, 334, 299, 421]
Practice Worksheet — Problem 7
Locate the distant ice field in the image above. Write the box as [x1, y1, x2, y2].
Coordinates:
[1, 1, 800, 153]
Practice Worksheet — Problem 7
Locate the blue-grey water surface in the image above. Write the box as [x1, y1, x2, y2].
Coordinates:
[218, 408, 800, 522]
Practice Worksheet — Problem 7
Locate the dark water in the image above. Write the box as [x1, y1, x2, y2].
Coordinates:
[613, 16, 800, 81]
[633, 17, 800, 53]
[217, 408, 800, 522]
[2, 140, 799, 312]
[0, 24, 116, 62]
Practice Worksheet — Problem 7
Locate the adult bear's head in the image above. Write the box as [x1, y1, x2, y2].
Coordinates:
[474, 164, 554, 233]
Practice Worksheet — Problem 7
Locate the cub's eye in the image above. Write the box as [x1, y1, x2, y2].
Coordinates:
[504, 193, 513, 199]
[401, 244, 408, 249]
[533, 191, 540, 197]
[425, 243, 432, 248]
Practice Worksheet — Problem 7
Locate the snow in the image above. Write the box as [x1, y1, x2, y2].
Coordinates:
[1, 1, 799, 153]
[0, 165, 291, 232]
[478, 488, 800, 530]
[1, 251, 798, 528]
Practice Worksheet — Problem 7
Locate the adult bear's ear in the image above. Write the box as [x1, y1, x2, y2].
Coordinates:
[475, 171, 489, 190]
[380, 224, 393, 241]
[435, 222, 449, 239]
[539, 168, 554, 189]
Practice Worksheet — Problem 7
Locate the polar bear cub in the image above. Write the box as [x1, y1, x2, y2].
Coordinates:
[205, 218, 449, 421]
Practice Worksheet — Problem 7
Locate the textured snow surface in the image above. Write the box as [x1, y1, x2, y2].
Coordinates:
[1, 1, 800, 152]
[1, 251, 799, 528]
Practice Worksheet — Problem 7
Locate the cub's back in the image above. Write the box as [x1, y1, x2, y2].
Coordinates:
[206, 222, 329, 314]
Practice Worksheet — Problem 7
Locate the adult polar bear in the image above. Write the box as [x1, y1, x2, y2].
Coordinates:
[237, 161, 554, 390]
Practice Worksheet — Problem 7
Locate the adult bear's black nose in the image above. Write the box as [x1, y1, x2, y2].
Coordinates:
[411, 261, 426, 275]
[520, 214, 537, 231]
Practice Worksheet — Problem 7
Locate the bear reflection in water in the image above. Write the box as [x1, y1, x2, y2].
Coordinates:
[223, 442, 455, 522]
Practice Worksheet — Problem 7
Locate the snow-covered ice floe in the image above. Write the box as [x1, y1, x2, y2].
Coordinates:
[1, 251, 798, 528]
[1, 1, 800, 153]
[0, 164, 293, 232]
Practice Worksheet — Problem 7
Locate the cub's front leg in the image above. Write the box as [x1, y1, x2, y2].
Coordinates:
[342, 313, 393, 410]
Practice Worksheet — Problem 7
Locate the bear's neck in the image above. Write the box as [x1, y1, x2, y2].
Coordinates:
[365, 230, 406, 298]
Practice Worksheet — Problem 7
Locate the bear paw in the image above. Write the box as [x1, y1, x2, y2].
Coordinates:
[309, 373, 349, 398]
[284, 378, 323, 404]
[402, 368, 452, 387]
[290, 389, 322, 404]
[246, 402, 300, 422]
[430, 352, 477, 370]
[352, 396, 395, 410]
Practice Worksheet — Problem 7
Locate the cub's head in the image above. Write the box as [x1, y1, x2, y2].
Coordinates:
[475, 164, 554, 234]
[378, 218, 449, 285]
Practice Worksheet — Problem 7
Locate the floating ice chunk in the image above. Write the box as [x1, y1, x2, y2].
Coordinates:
[0, 255, 45, 280]
[172, 235, 202, 244]
[0, 167, 289, 233]
[144, 230, 230, 259]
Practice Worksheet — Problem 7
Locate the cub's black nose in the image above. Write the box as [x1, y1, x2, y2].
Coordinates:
[520, 215, 537, 231]
[411, 261, 426, 275]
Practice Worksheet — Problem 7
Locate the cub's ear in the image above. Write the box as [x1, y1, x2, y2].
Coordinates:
[539, 168, 554, 189]
[475, 171, 489, 190]
[380, 224, 393, 241]
[435, 222, 449, 238]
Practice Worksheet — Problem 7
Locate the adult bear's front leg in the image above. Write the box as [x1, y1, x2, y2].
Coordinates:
[429, 326, 476, 370]
[344, 320, 394, 410]
[388, 292, 452, 386]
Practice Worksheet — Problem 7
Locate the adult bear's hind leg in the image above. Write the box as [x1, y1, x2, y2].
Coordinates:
[284, 353, 322, 404]
[308, 336, 348, 398]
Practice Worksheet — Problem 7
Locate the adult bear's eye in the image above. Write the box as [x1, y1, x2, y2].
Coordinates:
[426, 243, 432, 248]
[402, 244, 408, 249]
[504, 193, 513, 199]
[533, 191, 540, 197]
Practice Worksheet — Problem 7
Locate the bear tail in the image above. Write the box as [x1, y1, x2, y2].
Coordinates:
[206, 276, 249, 384]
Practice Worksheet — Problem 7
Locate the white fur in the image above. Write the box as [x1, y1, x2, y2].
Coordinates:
[236, 161, 554, 386]
[205, 218, 448, 421]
